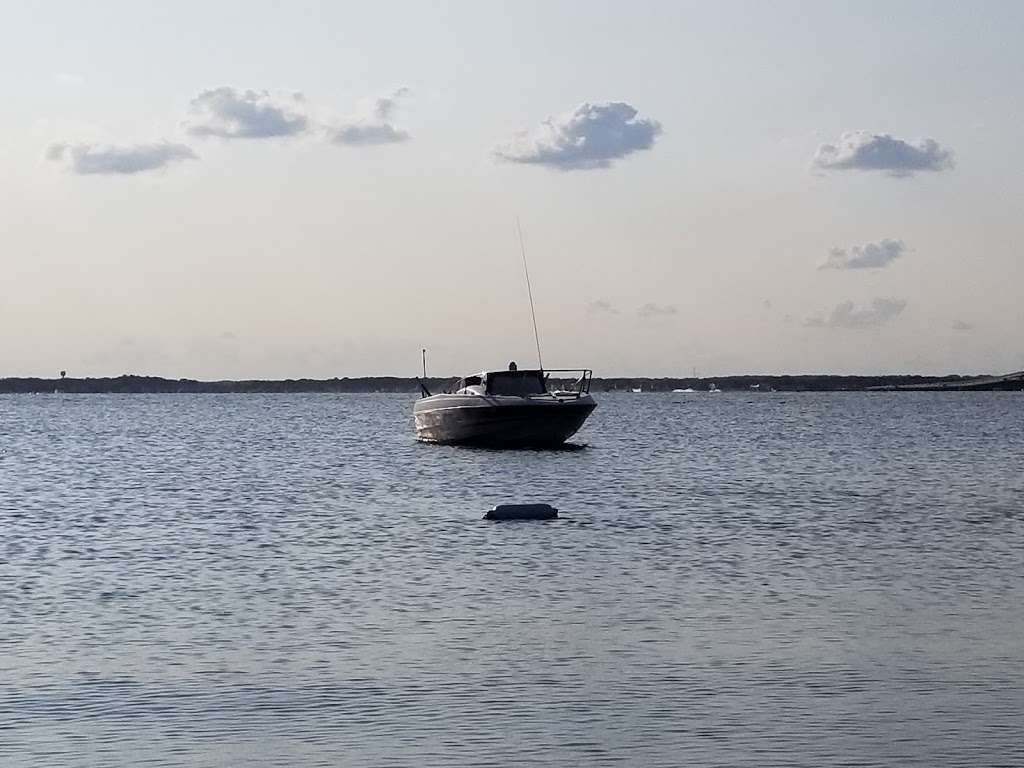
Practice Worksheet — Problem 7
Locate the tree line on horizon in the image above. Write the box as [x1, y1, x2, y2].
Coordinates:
[0, 372, 993, 394]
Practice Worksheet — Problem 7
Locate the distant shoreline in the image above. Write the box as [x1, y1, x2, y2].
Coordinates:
[2, 372, 1022, 393]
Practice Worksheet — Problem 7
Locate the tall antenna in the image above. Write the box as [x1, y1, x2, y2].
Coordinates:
[417, 348, 432, 398]
[516, 217, 544, 371]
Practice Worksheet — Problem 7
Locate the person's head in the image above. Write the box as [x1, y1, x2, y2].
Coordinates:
[508, 361, 517, 371]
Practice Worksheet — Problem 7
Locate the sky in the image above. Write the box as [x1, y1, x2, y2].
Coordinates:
[3, 0, 1023, 378]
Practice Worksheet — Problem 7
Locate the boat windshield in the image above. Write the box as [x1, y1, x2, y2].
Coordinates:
[485, 370, 546, 397]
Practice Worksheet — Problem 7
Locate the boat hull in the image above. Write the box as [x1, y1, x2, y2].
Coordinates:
[413, 394, 596, 447]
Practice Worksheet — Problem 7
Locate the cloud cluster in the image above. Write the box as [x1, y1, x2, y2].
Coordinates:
[494, 101, 662, 171]
[820, 238, 906, 270]
[186, 87, 308, 139]
[330, 88, 411, 146]
[588, 300, 682, 319]
[804, 298, 907, 329]
[814, 131, 954, 176]
[48, 85, 415, 176]
[587, 299, 619, 315]
[637, 302, 678, 319]
[46, 141, 197, 175]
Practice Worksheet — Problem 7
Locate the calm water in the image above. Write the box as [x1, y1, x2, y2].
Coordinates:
[2, 392, 1023, 767]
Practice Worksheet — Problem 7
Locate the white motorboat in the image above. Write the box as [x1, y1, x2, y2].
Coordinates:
[414, 220, 597, 447]
[414, 366, 596, 447]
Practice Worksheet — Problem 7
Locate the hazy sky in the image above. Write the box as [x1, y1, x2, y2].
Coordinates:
[4, 1, 1023, 378]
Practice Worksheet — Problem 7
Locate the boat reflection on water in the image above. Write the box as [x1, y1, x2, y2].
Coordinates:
[414, 364, 596, 447]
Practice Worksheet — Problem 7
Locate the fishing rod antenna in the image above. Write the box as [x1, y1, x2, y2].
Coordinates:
[516, 217, 544, 371]
[417, 348, 431, 397]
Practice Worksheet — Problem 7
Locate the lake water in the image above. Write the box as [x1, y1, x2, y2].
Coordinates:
[2, 392, 1023, 767]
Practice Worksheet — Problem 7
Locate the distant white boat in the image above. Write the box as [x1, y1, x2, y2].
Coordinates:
[672, 388, 696, 393]
[630, 387, 643, 393]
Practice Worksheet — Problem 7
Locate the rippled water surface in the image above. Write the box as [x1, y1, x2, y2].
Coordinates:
[2, 392, 1023, 767]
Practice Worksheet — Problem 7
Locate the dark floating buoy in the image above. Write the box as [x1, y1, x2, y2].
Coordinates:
[484, 503, 558, 521]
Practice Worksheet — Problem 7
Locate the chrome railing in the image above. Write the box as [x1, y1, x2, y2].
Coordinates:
[542, 368, 593, 397]
[434, 368, 593, 397]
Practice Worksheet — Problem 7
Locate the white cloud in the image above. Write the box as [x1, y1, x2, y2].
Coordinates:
[493, 101, 662, 171]
[329, 88, 411, 146]
[54, 72, 85, 86]
[820, 238, 907, 270]
[637, 302, 678, 319]
[186, 87, 308, 139]
[803, 298, 907, 329]
[331, 123, 407, 145]
[813, 131, 954, 176]
[587, 299, 619, 315]
[46, 141, 197, 175]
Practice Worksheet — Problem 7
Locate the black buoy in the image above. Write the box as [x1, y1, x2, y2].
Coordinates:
[484, 503, 558, 521]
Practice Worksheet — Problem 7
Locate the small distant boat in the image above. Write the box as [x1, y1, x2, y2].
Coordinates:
[414, 366, 596, 447]
[708, 382, 721, 394]
[672, 388, 696, 393]
[630, 387, 643, 393]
